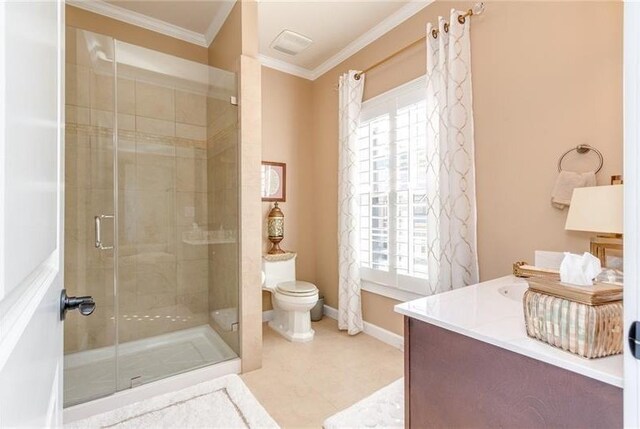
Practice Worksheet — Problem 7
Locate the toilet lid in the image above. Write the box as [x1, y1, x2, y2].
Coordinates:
[275, 281, 318, 297]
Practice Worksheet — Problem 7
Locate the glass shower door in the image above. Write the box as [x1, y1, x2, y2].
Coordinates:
[63, 27, 240, 407]
[63, 28, 117, 407]
[113, 40, 239, 391]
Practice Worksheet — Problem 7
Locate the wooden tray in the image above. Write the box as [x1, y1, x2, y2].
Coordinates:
[513, 262, 560, 281]
[513, 262, 622, 305]
[526, 277, 622, 306]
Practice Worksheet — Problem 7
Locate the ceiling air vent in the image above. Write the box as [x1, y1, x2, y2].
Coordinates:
[270, 30, 312, 56]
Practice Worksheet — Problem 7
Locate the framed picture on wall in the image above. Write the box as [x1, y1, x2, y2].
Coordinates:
[261, 161, 286, 202]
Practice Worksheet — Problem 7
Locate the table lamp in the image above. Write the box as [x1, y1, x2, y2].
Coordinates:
[565, 185, 623, 267]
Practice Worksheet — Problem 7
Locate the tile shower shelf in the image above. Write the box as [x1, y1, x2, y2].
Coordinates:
[181, 230, 236, 246]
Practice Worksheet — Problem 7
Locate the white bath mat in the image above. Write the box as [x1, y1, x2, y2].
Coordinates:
[323, 378, 404, 429]
[66, 374, 279, 429]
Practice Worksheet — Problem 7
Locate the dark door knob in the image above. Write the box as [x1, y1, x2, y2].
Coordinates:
[60, 289, 96, 320]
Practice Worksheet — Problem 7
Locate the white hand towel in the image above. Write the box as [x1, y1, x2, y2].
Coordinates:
[551, 170, 597, 209]
[559, 252, 602, 286]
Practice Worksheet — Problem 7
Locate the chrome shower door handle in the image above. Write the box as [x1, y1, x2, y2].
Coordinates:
[94, 214, 114, 250]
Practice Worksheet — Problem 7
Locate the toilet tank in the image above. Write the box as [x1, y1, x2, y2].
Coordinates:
[262, 254, 297, 288]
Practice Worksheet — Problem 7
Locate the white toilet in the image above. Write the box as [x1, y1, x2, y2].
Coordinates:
[262, 253, 319, 342]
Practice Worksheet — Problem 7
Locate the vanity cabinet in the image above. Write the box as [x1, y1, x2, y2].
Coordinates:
[404, 316, 623, 428]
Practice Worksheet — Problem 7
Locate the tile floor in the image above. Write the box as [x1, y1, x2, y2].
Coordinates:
[241, 318, 404, 428]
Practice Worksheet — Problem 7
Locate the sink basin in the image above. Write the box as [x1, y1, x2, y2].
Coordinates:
[497, 282, 528, 303]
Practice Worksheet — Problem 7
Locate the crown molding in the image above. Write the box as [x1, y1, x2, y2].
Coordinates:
[257, 54, 315, 80]
[309, 0, 433, 80]
[69, 0, 432, 81]
[204, 1, 236, 46]
[259, 0, 433, 81]
[67, 0, 209, 47]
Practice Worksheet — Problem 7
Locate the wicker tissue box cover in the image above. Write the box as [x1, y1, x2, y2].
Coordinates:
[523, 289, 623, 359]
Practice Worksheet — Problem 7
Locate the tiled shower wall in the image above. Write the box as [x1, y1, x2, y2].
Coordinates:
[64, 32, 235, 353]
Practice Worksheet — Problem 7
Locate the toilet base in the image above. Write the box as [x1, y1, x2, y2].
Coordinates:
[268, 319, 315, 343]
[263, 289, 318, 343]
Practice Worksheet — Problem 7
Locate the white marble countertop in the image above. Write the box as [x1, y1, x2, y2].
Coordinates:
[394, 275, 623, 388]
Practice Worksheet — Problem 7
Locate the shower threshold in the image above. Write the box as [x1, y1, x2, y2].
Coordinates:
[63, 325, 237, 409]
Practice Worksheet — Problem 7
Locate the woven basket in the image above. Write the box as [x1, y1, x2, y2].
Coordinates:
[523, 290, 623, 359]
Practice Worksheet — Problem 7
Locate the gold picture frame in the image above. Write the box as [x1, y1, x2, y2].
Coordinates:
[590, 235, 623, 271]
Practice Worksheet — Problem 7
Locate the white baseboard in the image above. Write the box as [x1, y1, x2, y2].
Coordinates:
[323, 305, 404, 351]
[262, 310, 274, 322]
[322, 304, 339, 320]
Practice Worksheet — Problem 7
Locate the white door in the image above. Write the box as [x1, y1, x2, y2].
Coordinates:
[0, 0, 65, 427]
[624, 1, 640, 427]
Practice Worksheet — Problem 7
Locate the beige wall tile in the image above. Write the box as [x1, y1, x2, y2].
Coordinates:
[177, 292, 209, 320]
[136, 116, 175, 137]
[90, 148, 114, 191]
[177, 260, 208, 295]
[135, 190, 175, 245]
[118, 138, 137, 190]
[176, 226, 209, 261]
[91, 108, 115, 129]
[118, 113, 136, 131]
[66, 64, 91, 107]
[136, 81, 175, 121]
[136, 152, 175, 191]
[137, 267, 177, 297]
[118, 261, 138, 307]
[117, 77, 136, 115]
[176, 90, 207, 126]
[65, 142, 90, 190]
[176, 157, 207, 192]
[176, 146, 206, 159]
[91, 71, 114, 112]
[136, 140, 175, 157]
[207, 98, 237, 139]
[176, 192, 208, 227]
[66, 105, 90, 125]
[176, 123, 206, 141]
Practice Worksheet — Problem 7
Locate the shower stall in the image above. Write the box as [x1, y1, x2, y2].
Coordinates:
[63, 28, 240, 407]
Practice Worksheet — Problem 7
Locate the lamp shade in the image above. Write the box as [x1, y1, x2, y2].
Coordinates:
[565, 185, 623, 234]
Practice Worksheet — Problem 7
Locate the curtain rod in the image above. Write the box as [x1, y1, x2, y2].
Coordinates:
[354, 2, 485, 81]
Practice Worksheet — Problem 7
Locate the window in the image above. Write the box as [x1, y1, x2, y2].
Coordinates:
[357, 77, 428, 297]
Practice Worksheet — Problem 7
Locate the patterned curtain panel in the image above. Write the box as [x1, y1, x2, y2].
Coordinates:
[338, 71, 365, 335]
[425, 11, 479, 294]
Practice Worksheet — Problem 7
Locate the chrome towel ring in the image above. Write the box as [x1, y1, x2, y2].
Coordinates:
[557, 144, 603, 173]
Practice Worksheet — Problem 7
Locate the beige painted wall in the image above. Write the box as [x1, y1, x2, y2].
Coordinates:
[208, 2, 242, 71]
[66, 5, 208, 64]
[261, 67, 315, 311]
[309, 0, 622, 335]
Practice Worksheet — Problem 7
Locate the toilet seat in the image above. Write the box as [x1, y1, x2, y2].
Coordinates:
[275, 281, 318, 297]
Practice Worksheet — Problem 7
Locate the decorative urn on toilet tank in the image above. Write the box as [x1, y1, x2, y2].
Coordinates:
[267, 202, 285, 254]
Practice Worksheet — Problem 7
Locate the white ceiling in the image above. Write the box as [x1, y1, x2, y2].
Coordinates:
[69, 0, 430, 80]
[258, 1, 407, 70]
